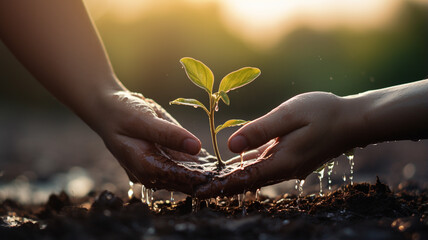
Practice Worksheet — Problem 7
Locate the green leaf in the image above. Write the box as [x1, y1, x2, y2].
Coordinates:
[219, 91, 230, 105]
[169, 98, 209, 114]
[215, 119, 248, 134]
[180, 57, 214, 94]
[219, 67, 260, 93]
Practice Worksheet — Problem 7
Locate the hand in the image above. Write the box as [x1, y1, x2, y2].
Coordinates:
[195, 92, 356, 198]
[94, 91, 214, 194]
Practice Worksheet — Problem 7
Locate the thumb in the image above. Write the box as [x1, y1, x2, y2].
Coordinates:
[228, 105, 302, 153]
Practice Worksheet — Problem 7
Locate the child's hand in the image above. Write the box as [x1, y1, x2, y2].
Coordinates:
[195, 92, 355, 197]
[96, 91, 211, 194]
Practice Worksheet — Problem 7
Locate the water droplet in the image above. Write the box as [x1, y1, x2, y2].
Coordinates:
[128, 181, 134, 199]
[146, 190, 151, 206]
[240, 152, 244, 168]
[150, 189, 154, 206]
[144, 188, 155, 209]
[342, 174, 347, 182]
[296, 180, 305, 208]
[295, 180, 299, 190]
[317, 168, 325, 197]
[192, 197, 200, 213]
[237, 192, 245, 208]
[193, 106, 198, 109]
[141, 185, 146, 203]
[255, 188, 261, 201]
[298, 180, 305, 197]
[170, 192, 175, 204]
[327, 161, 334, 191]
[215, 102, 219, 112]
[344, 149, 355, 185]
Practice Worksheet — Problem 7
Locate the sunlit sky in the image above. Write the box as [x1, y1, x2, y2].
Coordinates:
[84, 0, 424, 50]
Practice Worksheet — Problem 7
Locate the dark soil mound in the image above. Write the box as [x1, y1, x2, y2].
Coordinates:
[1, 179, 427, 240]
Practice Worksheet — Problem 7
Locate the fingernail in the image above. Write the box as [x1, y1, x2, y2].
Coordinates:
[229, 135, 248, 153]
[182, 138, 200, 155]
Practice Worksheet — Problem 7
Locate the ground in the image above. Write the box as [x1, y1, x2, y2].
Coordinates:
[1, 178, 427, 240]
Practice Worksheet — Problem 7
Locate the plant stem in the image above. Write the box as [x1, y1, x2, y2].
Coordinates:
[209, 95, 225, 169]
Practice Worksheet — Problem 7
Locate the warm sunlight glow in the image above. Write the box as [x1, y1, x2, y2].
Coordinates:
[218, 0, 401, 50]
[85, 0, 404, 50]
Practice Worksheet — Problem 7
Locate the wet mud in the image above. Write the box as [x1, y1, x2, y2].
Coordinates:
[1, 178, 427, 240]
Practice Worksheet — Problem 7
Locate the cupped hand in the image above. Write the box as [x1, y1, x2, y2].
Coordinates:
[94, 90, 216, 194]
[195, 92, 357, 198]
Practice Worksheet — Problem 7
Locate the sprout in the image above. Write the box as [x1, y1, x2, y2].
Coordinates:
[170, 57, 260, 169]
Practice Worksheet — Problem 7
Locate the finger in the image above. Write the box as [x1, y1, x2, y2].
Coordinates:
[228, 103, 305, 153]
[132, 116, 202, 155]
[122, 94, 201, 155]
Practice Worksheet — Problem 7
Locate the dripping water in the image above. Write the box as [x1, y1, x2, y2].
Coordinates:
[317, 168, 325, 196]
[141, 187, 155, 209]
[192, 197, 200, 213]
[326, 161, 334, 190]
[141, 185, 146, 203]
[128, 181, 134, 199]
[148, 189, 154, 208]
[295, 179, 305, 196]
[170, 192, 174, 205]
[237, 193, 245, 207]
[255, 188, 260, 201]
[345, 149, 355, 185]
[298, 179, 305, 197]
[295, 179, 305, 208]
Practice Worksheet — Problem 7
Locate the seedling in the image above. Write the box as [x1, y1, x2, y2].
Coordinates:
[170, 57, 261, 169]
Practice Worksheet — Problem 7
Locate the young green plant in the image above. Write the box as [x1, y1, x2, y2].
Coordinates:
[170, 57, 261, 169]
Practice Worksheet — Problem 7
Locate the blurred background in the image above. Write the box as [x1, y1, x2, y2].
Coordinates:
[0, 0, 427, 204]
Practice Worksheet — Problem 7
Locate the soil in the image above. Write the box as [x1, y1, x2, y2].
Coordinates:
[1, 177, 427, 240]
